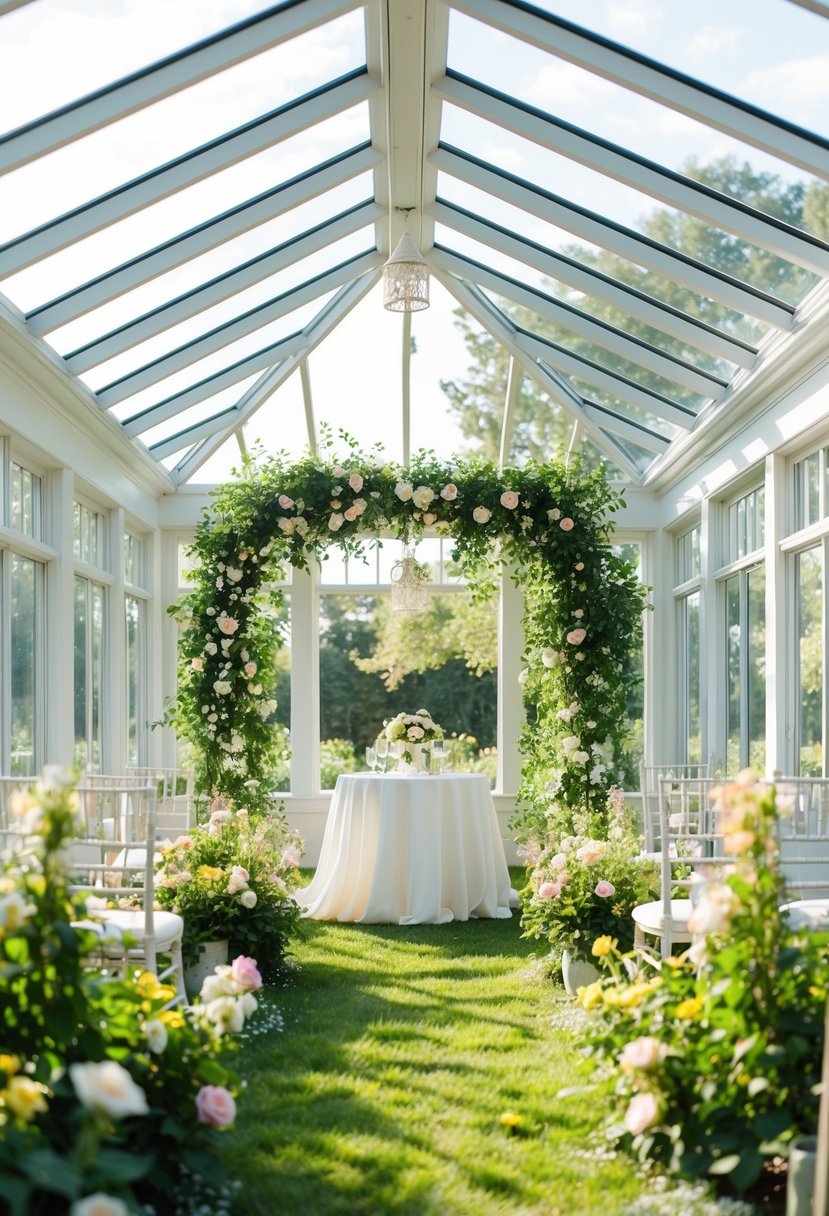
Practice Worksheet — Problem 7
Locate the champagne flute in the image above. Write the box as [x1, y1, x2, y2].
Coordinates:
[375, 735, 389, 773]
[431, 741, 446, 774]
[365, 746, 377, 773]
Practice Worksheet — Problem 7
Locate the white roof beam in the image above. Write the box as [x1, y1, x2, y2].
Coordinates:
[430, 146, 795, 330]
[0, 0, 36, 12]
[147, 404, 244, 460]
[435, 267, 642, 480]
[429, 198, 758, 366]
[436, 72, 829, 277]
[451, 0, 829, 182]
[581, 402, 670, 454]
[517, 331, 695, 430]
[27, 144, 382, 333]
[1, 71, 379, 278]
[96, 250, 383, 408]
[431, 245, 727, 399]
[498, 356, 521, 468]
[64, 202, 382, 371]
[169, 268, 380, 483]
[0, 0, 365, 173]
[300, 360, 318, 454]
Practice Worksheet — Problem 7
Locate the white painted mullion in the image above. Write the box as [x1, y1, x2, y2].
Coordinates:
[300, 360, 318, 455]
[498, 357, 520, 469]
[581, 404, 669, 454]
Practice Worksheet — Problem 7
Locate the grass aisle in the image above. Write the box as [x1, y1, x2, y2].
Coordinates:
[222, 910, 650, 1216]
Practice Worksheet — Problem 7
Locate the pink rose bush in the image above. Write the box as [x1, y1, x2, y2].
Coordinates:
[522, 788, 658, 961]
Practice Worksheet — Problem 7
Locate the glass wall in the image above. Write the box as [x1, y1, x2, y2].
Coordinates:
[10, 555, 41, 776]
[719, 486, 766, 774]
[796, 546, 823, 776]
[674, 525, 702, 764]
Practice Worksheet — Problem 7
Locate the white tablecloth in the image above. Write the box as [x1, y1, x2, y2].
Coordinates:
[297, 773, 516, 925]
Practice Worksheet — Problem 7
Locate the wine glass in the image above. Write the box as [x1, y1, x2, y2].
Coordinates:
[431, 741, 446, 775]
[365, 746, 377, 773]
[375, 735, 389, 773]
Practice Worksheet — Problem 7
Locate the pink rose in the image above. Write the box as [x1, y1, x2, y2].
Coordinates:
[196, 1085, 237, 1127]
[538, 881, 561, 899]
[595, 880, 616, 898]
[328, 512, 344, 532]
[343, 506, 358, 521]
[191, 657, 204, 671]
[217, 616, 239, 636]
[623, 1092, 660, 1135]
[566, 628, 586, 646]
[278, 494, 294, 509]
[348, 472, 363, 492]
[244, 662, 257, 677]
[230, 955, 263, 992]
[550, 853, 567, 870]
[559, 517, 574, 531]
[423, 512, 437, 526]
[500, 489, 519, 510]
[619, 1037, 662, 1074]
[575, 561, 584, 571]
[440, 483, 458, 500]
[332, 466, 346, 479]
[472, 506, 491, 524]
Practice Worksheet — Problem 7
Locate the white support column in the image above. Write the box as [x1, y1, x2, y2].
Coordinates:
[290, 564, 320, 795]
[156, 529, 181, 769]
[764, 452, 788, 777]
[700, 495, 724, 773]
[497, 567, 524, 795]
[107, 507, 127, 773]
[46, 468, 75, 765]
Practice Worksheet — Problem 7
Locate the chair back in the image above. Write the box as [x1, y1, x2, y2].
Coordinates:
[773, 776, 829, 899]
[70, 783, 158, 950]
[85, 768, 195, 835]
[656, 775, 733, 914]
[639, 762, 709, 851]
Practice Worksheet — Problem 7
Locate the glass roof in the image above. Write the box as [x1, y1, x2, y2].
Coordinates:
[0, 0, 827, 488]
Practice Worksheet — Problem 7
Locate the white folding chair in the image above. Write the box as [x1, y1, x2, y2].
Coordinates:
[632, 775, 731, 958]
[638, 762, 709, 853]
[69, 783, 186, 999]
[128, 768, 196, 836]
[773, 777, 829, 929]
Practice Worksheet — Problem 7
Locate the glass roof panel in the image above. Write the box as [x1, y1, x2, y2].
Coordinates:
[57, 229, 375, 385]
[521, 0, 829, 138]
[166, 434, 246, 483]
[137, 371, 263, 445]
[243, 368, 315, 461]
[434, 173, 770, 347]
[439, 103, 822, 306]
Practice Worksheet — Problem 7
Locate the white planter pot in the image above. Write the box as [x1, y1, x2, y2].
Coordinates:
[394, 740, 429, 773]
[561, 948, 601, 996]
[183, 938, 229, 1002]
[786, 1136, 817, 1216]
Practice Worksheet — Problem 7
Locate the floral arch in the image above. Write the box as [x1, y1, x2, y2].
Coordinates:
[167, 439, 647, 841]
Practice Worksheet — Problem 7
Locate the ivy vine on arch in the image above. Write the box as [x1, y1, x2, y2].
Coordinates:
[166, 436, 647, 841]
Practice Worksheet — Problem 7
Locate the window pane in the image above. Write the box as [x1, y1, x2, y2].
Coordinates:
[74, 501, 102, 565]
[683, 590, 702, 766]
[726, 487, 764, 564]
[124, 533, 143, 586]
[74, 576, 89, 770]
[11, 555, 39, 777]
[797, 547, 823, 776]
[126, 594, 142, 766]
[91, 583, 105, 771]
[74, 575, 106, 771]
[726, 575, 741, 775]
[676, 526, 700, 584]
[795, 452, 822, 532]
[11, 463, 40, 539]
[747, 564, 766, 773]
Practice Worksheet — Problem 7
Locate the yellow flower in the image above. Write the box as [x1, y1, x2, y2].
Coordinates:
[603, 981, 656, 1009]
[591, 935, 617, 958]
[809, 985, 824, 999]
[197, 865, 223, 882]
[675, 996, 704, 1020]
[499, 1111, 523, 1129]
[578, 980, 605, 1010]
[0, 1055, 19, 1077]
[4, 1075, 49, 1121]
[159, 1009, 186, 1030]
[136, 971, 163, 998]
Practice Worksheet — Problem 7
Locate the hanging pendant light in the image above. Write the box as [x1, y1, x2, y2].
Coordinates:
[383, 230, 430, 313]
[390, 548, 428, 612]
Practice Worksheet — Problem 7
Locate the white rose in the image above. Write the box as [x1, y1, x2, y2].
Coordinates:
[71, 1196, 130, 1216]
[412, 485, 435, 510]
[69, 1061, 149, 1120]
[213, 681, 232, 696]
[143, 1020, 168, 1055]
[395, 481, 413, 501]
[239, 890, 258, 908]
[328, 512, 344, 532]
[472, 505, 491, 524]
[225, 567, 243, 583]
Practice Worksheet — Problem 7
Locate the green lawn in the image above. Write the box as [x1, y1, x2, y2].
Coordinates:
[219, 908, 662, 1216]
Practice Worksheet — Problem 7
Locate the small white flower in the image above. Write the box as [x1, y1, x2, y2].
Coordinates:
[69, 1061, 149, 1121]
[395, 481, 414, 501]
[143, 1020, 168, 1055]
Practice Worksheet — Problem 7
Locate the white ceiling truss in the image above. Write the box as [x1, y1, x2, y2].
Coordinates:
[0, 0, 828, 485]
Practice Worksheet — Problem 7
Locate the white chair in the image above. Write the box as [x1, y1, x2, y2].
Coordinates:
[632, 774, 731, 958]
[69, 782, 186, 1000]
[638, 762, 709, 852]
[773, 776, 829, 901]
[86, 768, 196, 836]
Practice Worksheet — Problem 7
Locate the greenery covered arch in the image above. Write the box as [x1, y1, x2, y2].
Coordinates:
[167, 437, 647, 840]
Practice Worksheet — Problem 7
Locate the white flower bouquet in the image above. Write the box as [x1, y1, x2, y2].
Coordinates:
[384, 709, 444, 745]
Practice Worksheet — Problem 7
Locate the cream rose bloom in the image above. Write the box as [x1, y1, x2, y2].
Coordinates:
[69, 1061, 149, 1120]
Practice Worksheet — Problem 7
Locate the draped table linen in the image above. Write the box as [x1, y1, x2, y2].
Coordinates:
[297, 773, 516, 925]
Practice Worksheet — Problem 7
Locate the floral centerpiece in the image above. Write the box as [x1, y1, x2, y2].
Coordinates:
[384, 709, 444, 770]
[521, 787, 658, 964]
[155, 802, 304, 980]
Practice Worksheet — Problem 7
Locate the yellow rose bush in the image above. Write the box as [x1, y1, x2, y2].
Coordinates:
[0, 770, 262, 1213]
[578, 773, 829, 1196]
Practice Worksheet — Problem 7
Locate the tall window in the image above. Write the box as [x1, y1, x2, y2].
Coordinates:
[674, 525, 702, 764]
[11, 462, 42, 539]
[125, 531, 147, 766]
[10, 555, 42, 776]
[74, 500, 108, 772]
[794, 447, 828, 531]
[719, 488, 765, 774]
[795, 546, 823, 775]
